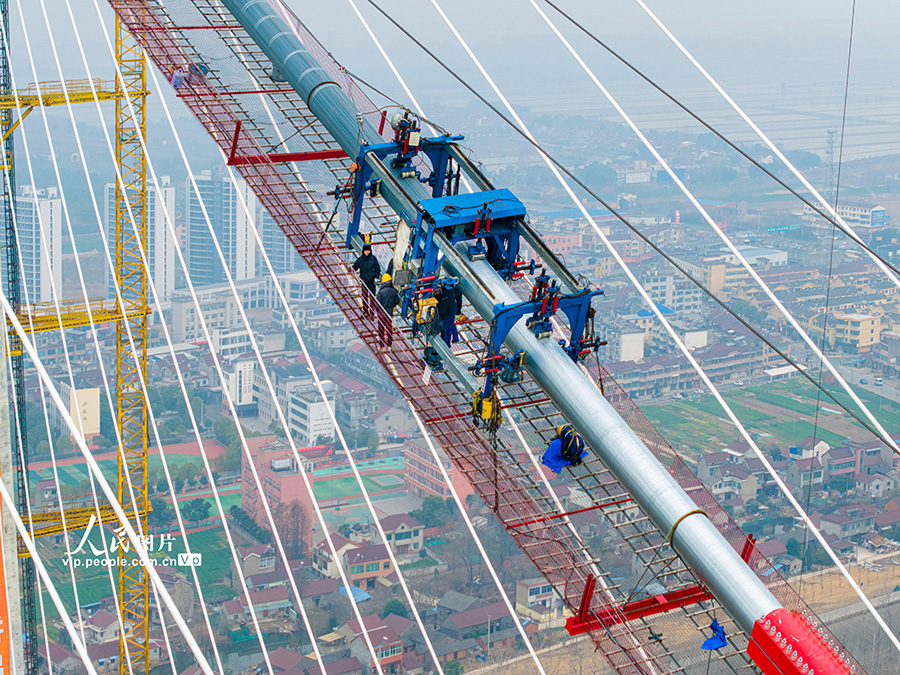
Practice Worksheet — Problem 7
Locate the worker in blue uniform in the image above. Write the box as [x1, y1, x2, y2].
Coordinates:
[541, 424, 587, 473]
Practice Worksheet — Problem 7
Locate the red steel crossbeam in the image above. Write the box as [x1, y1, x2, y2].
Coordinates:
[748, 608, 850, 675]
[567, 575, 712, 635]
[507, 495, 632, 529]
[226, 120, 347, 166]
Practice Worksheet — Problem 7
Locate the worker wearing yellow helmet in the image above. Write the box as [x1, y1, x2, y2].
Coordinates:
[376, 273, 400, 348]
[541, 423, 587, 474]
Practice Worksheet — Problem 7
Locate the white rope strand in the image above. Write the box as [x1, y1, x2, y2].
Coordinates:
[632, 0, 900, 290]
[0, 296, 216, 674]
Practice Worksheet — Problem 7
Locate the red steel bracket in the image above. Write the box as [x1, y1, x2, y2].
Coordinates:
[566, 575, 712, 636]
[748, 608, 851, 675]
[227, 120, 347, 166]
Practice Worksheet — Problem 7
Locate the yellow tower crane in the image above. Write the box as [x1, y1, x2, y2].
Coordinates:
[0, 17, 151, 675]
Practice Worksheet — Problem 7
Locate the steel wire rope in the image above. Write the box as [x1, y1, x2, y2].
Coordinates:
[802, 0, 857, 601]
[0, 296, 217, 675]
[630, 0, 900, 291]
[359, 0, 899, 460]
[368, 0, 900, 653]
[343, 5, 642, 665]
[0, 7, 167, 669]
[526, 0, 900, 463]
[526, 0, 900, 653]
[125, 45, 390, 675]
[536, 0, 900, 282]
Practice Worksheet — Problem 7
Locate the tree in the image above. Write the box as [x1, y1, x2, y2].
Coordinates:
[149, 497, 174, 528]
[384, 598, 408, 619]
[213, 417, 240, 447]
[445, 660, 463, 675]
[276, 501, 309, 559]
[55, 433, 73, 455]
[183, 499, 211, 522]
[410, 495, 457, 528]
[367, 432, 379, 453]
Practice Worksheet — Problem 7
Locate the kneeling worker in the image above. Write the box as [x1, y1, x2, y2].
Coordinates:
[541, 424, 588, 473]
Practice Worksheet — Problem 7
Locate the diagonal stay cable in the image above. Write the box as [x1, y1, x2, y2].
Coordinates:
[362, 0, 900, 459]
[370, 0, 900, 652]
[537, 0, 900, 282]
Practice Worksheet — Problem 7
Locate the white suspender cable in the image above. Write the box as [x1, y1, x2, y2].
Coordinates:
[632, 0, 900, 290]
[224, 155, 449, 674]
[0, 8, 155, 669]
[527, 0, 900, 460]
[0, 296, 217, 675]
[407, 403, 548, 675]
[423, 0, 900, 653]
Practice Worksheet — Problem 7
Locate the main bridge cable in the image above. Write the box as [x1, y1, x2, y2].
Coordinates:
[373, 0, 900, 655]
[538, 0, 900, 282]
[360, 0, 897, 457]
[631, 0, 900, 293]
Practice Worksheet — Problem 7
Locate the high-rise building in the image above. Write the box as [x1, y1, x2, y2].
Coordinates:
[258, 210, 303, 276]
[105, 175, 177, 301]
[186, 169, 258, 286]
[16, 186, 62, 303]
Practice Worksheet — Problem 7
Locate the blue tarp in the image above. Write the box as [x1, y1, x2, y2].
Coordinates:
[340, 585, 372, 603]
[541, 438, 588, 474]
[702, 619, 728, 650]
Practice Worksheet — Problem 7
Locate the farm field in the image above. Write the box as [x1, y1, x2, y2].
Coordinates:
[640, 377, 900, 458]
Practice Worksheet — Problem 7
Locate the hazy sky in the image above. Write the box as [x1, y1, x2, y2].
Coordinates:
[6, 0, 899, 159]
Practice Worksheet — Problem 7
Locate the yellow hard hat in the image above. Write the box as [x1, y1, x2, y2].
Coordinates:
[382, 273, 392, 283]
